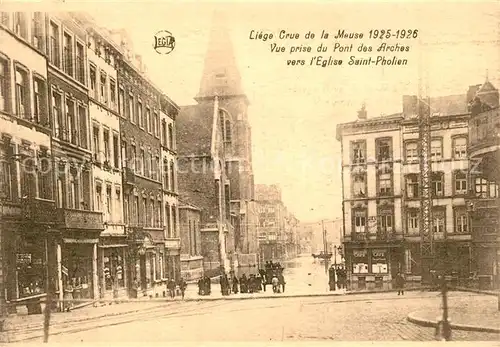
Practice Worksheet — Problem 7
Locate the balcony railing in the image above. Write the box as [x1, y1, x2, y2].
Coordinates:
[56, 208, 104, 230]
[21, 198, 57, 224]
[165, 238, 180, 249]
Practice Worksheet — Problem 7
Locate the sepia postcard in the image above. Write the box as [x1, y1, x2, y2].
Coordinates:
[0, 0, 498, 345]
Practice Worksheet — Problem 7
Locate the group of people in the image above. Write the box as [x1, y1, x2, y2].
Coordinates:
[167, 277, 188, 299]
[328, 265, 347, 290]
[197, 276, 213, 296]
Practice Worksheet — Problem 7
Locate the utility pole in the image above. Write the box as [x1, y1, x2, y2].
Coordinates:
[322, 220, 329, 274]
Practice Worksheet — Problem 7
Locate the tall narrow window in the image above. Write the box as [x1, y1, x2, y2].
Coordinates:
[142, 198, 147, 226]
[150, 154, 155, 179]
[165, 203, 171, 237]
[129, 94, 135, 122]
[68, 169, 79, 209]
[66, 98, 76, 144]
[146, 108, 151, 133]
[140, 149, 145, 175]
[170, 160, 175, 192]
[95, 184, 102, 212]
[168, 124, 173, 149]
[431, 172, 444, 197]
[81, 169, 91, 209]
[353, 210, 367, 234]
[224, 119, 232, 143]
[89, 65, 97, 99]
[172, 205, 177, 237]
[432, 209, 445, 233]
[131, 145, 137, 172]
[163, 160, 169, 190]
[93, 125, 100, 162]
[63, 32, 73, 76]
[50, 21, 60, 67]
[14, 12, 27, 39]
[0, 142, 16, 201]
[15, 68, 29, 118]
[351, 141, 366, 164]
[106, 185, 112, 219]
[407, 210, 419, 234]
[454, 171, 467, 195]
[33, 77, 46, 124]
[100, 71, 107, 103]
[376, 138, 392, 162]
[406, 174, 419, 198]
[134, 196, 139, 225]
[430, 139, 443, 161]
[76, 42, 85, 84]
[0, 59, 8, 112]
[118, 88, 125, 117]
[103, 129, 110, 163]
[52, 91, 63, 138]
[78, 106, 88, 149]
[475, 177, 488, 198]
[377, 164, 393, 196]
[32, 12, 44, 51]
[154, 112, 160, 137]
[113, 134, 119, 169]
[57, 174, 65, 208]
[455, 209, 468, 233]
[137, 101, 143, 128]
[110, 78, 116, 107]
[161, 121, 167, 146]
[405, 142, 418, 162]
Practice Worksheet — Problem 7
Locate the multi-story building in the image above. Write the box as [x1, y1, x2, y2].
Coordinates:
[158, 94, 181, 281]
[0, 11, 58, 314]
[467, 80, 499, 289]
[112, 29, 179, 296]
[284, 213, 300, 259]
[47, 13, 103, 304]
[337, 85, 488, 288]
[75, 17, 128, 300]
[255, 184, 287, 262]
[179, 202, 203, 281]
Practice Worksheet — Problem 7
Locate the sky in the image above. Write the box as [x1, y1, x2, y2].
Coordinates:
[52, 1, 499, 223]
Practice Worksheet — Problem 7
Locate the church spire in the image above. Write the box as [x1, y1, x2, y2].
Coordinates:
[195, 10, 245, 101]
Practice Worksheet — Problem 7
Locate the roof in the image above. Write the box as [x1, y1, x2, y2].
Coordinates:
[429, 94, 468, 115]
[477, 80, 498, 94]
[177, 101, 216, 156]
[179, 201, 201, 211]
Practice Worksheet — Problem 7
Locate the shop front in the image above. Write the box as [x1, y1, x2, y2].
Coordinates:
[98, 243, 127, 299]
[348, 246, 399, 290]
[60, 238, 98, 309]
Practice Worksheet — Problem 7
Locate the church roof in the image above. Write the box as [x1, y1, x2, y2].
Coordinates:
[196, 11, 245, 99]
[477, 80, 498, 94]
[177, 101, 216, 156]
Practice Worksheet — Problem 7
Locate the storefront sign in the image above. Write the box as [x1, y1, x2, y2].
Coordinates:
[372, 249, 387, 261]
[353, 249, 367, 258]
[16, 253, 31, 265]
[64, 238, 98, 244]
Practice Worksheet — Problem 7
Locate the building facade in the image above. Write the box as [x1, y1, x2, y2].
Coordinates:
[179, 202, 203, 281]
[467, 81, 500, 289]
[337, 87, 489, 287]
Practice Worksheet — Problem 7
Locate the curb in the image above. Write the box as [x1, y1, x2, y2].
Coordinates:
[407, 311, 500, 334]
[450, 286, 500, 297]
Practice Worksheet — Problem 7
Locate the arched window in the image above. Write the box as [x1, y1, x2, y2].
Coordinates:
[224, 119, 232, 143]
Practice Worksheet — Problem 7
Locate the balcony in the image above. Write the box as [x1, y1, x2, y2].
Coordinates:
[56, 208, 104, 231]
[22, 198, 57, 225]
[123, 167, 135, 185]
[165, 238, 180, 250]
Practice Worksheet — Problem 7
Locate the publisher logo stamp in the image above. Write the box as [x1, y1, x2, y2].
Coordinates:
[154, 30, 175, 54]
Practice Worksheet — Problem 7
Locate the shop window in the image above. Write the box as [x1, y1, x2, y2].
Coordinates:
[352, 249, 368, 274]
[103, 250, 125, 291]
[371, 249, 388, 274]
[407, 210, 419, 234]
[62, 246, 93, 299]
[351, 140, 366, 164]
[454, 209, 468, 233]
[406, 174, 419, 198]
[405, 141, 418, 162]
[454, 171, 467, 195]
[16, 237, 46, 299]
[430, 139, 442, 161]
[431, 172, 444, 197]
[453, 137, 467, 159]
[352, 173, 366, 198]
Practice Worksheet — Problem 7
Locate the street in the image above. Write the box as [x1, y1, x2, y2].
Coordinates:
[36, 291, 498, 343]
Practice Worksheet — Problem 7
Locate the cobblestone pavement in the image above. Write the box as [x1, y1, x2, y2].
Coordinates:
[20, 291, 499, 343]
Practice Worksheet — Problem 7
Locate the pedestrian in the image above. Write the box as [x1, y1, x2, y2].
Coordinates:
[395, 272, 405, 295]
[329, 266, 336, 291]
[167, 278, 176, 298]
[197, 278, 204, 295]
[179, 278, 187, 299]
[272, 275, 280, 293]
[278, 273, 286, 293]
[232, 276, 239, 294]
[204, 276, 212, 295]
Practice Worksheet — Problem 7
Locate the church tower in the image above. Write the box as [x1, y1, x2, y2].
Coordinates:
[195, 11, 256, 260]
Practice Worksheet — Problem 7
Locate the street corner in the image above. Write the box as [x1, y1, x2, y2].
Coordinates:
[407, 310, 500, 334]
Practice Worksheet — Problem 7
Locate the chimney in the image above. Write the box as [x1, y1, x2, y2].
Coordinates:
[357, 103, 367, 120]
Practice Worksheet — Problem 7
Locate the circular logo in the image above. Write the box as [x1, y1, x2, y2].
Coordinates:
[153, 30, 176, 55]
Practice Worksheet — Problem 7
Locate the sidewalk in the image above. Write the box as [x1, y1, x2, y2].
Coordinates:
[408, 292, 500, 333]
